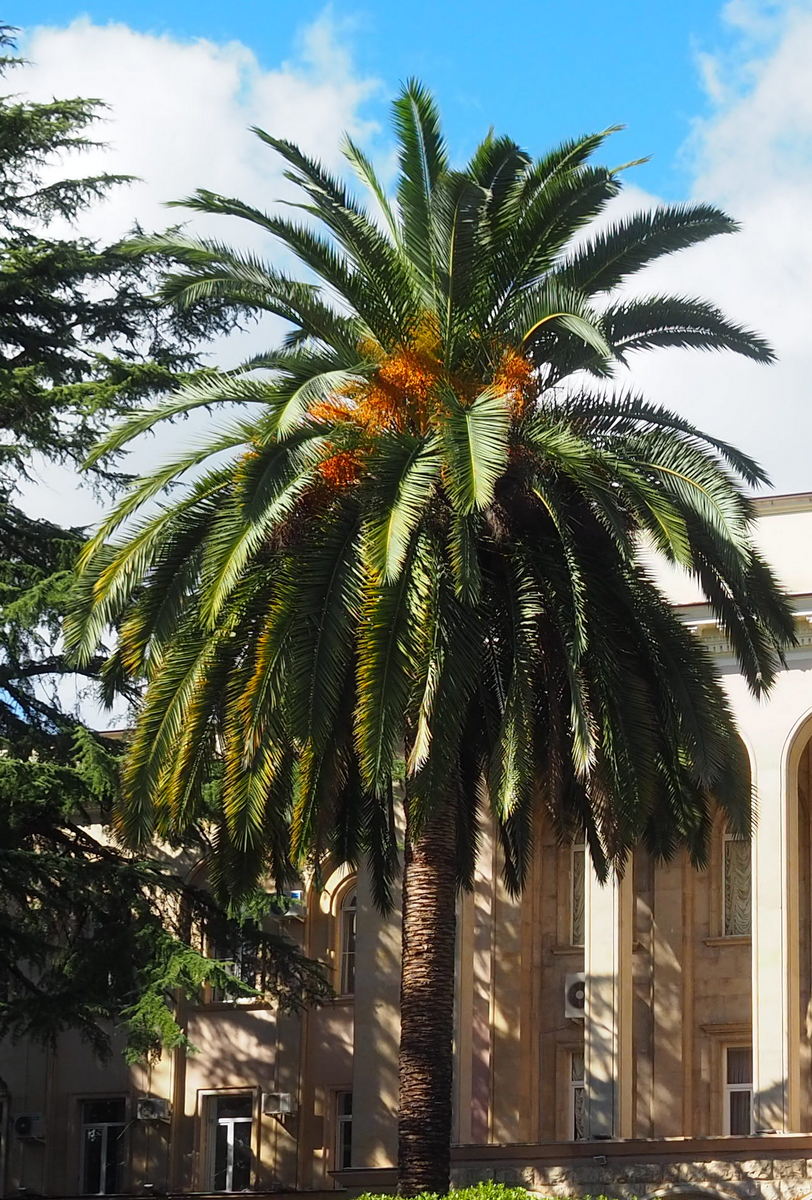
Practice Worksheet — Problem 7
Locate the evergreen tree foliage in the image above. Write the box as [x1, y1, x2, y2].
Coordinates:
[0, 25, 327, 1064]
[0, 730, 328, 1061]
[0, 21, 232, 746]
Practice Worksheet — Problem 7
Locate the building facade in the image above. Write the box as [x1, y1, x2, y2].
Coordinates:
[4, 493, 812, 1198]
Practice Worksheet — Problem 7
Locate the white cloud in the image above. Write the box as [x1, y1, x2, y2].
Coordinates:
[619, 1, 812, 494]
[20, 13, 378, 243]
[14, 12, 380, 525]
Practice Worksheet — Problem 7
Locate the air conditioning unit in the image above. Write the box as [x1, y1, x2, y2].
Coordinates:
[564, 972, 586, 1020]
[136, 1097, 172, 1122]
[263, 1092, 295, 1116]
[14, 1114, 45, 1140]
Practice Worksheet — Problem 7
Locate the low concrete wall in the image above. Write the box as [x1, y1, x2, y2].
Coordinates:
[337, 1135, 812, 1198]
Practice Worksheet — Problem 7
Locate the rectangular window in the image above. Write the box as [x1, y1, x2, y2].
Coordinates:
[335, 1092, 352, 1169]
[723, 833, 751, 936]
[571, 843, 585, 947]
[569, 1051, 586, 1141]
[207, 1094, 253, 1192]
[80, 1098, 126, 1195]
[724, 1046, 753, 1135]
[207, 924, 261, 1003]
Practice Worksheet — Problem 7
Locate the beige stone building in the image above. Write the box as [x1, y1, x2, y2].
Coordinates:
[5, 493, 812, 1198]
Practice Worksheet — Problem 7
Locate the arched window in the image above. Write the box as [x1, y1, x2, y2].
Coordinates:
[339, 887, 357, 995]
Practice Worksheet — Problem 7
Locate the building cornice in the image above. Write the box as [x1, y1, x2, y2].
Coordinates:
[680, 595, 812, 658]
[752, 490, 812, 516]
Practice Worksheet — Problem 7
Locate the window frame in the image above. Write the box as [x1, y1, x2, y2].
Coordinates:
[334, 1090, 353, 1170]
[338, 884, 357, 997]
[200, 1090, 257, 1193]
[78, 1096, 127, 1196]
[568, 1049, 586, 1141]
[723, 1044, 753, 1135]
[204, 923, 263, 1006]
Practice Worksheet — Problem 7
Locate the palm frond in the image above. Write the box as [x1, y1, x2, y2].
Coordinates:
[439, 385, 510, 513]
[431, 171, 489, 357]
[364, 434, 441, 582]
[251, 128, 420, 342]
[503, 280, 611, 360]
[355, 542, 419, 796]
[602, 295, 775, 363]
[341, 134, 401, 246]
[84, 373, 267, 467]
[553, 203, 738, 295]
[392, 79, 449, 300]
[199, 431, 326, 627]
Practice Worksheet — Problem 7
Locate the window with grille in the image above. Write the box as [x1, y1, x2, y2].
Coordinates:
[724, 1046, 753, 1134]
[79, 1098, 126, 1195]
[206, 1094, 253, 1192]
[335, 1091, 353, 1169]
[339, 887, 357, 995]
[723, 831, 751, 936]
[571, 843, 585, 947]
[569, 1050, 586, 1140]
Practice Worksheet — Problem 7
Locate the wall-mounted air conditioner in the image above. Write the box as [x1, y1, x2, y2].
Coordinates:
[136, 1097, 172, 1121]
[263, 1092, 295, 1116]
[564, 972, 586, 1020]
[14, 1114, 45, 1140]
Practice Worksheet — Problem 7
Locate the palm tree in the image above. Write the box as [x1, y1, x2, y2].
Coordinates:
[69, 83, 793, 1196]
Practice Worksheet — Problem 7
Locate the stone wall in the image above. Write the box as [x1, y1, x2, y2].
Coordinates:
[446, 1140, 812, 1200]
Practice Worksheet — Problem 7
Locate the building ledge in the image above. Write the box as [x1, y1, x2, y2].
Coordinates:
[333, 1133, 812, 1189]
[752, 491, 812, 515]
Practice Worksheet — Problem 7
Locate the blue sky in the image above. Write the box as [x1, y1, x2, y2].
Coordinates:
[13, 0, 756, 199]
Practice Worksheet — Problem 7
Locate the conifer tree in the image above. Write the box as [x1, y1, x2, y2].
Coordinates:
[0, 26, 327, 1062]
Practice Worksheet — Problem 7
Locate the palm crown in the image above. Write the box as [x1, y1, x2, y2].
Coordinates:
[70, 82, 791, 903]
[69, 83, 795, 1195]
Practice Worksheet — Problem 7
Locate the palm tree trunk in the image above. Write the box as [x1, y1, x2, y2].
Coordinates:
[397, 802, 458, 1196]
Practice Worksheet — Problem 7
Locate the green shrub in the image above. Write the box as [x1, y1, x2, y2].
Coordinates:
[356, 1186, 529, 1200]
[356, 1187, 625, 1200]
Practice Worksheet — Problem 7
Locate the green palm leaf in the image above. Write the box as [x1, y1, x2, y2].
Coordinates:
[365, 434, 441, 582]
[554, 203, 738, 295]
[341, 134, 401, 246]
[392, 78, 448, 299]
[602, 295, 775, 362]
[355, 546, 419, 796]
[440, 385, 510, 513]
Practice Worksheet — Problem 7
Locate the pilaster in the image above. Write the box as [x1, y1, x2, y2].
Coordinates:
[751, 742, 800, 1132]
[351, 862, 402, 1166]
[584, 861, 634, 1138]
